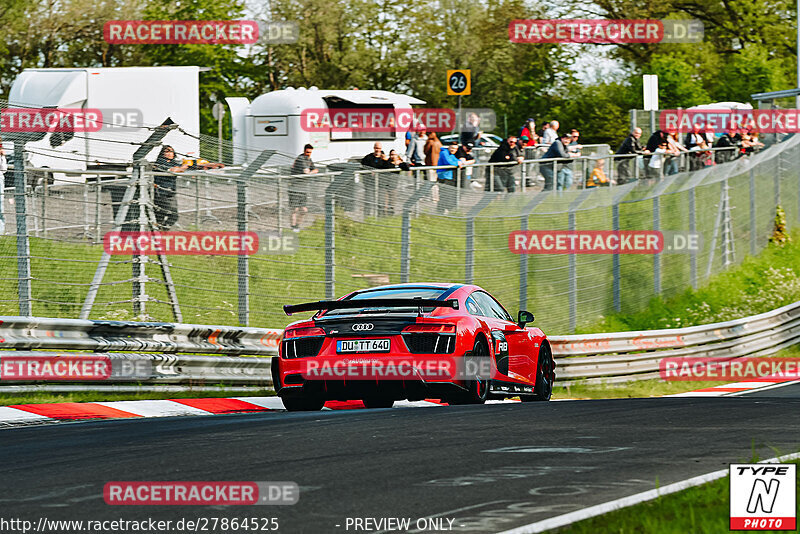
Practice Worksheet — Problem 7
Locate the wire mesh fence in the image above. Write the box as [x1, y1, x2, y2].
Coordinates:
[0, 106, 797, 334]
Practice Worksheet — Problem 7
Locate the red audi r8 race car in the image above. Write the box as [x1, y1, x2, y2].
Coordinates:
[274, 283, 555, 411]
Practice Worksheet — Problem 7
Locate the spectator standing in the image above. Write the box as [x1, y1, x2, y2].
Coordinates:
[585, 159, 609, 188]
[406, 125, 427, 166]
[645, 130, 668, 178]
[541, 133, 577, 191]
[568, 129, 582, 156]
[714, 128, 740, 164]
[647, 140, 677, 180]
[361, 142, 393, 217]
[614, 127, 648, 184]
[436, 142, 465, 213]
[455, 142, 476, 188]
[666, 131, 688, 175]
[520, 118, 538, 148]
[542, 120, 559, 145]
[290, 144, 318, 232]
[424, 131, 442, 181]
[487, 136, 523, 192]
[461, 112, 481, 145]
[684, 127, 707, 171]
[153, 145, 190, 230]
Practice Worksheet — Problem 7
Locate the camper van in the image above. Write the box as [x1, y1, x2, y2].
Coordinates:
[8, 66, 201, 182]
[226, 87, 425, 165]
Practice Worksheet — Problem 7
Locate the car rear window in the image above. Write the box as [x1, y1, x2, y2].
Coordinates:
[349, 288, 446, 300]
[322, 287, 447, 316]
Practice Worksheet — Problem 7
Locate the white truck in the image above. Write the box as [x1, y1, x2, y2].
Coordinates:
[7, 66, 202, 182]
[225, 87, 425, 165]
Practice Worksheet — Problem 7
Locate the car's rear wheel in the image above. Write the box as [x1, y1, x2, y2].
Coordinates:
[363, 396, 395, 409]
[523, 341, 554, 402]
[281, 394, 325, 412]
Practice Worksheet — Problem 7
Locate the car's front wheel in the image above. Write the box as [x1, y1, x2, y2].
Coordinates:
[523, 341, 555, 402]
[451, 337, 490, 405]
[281, 394, 325, 412]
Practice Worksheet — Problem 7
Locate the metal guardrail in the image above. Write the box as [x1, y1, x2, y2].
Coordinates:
[549, 300, 800, 385]
[0, 302, 797, 387]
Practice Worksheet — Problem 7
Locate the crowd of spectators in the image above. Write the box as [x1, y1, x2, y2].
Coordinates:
[286, 114, 767, 220]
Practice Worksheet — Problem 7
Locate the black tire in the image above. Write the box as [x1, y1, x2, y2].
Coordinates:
[523, 341, 555, 402]
[454, 337, 490, 405]
[363, 397, 394, 409]
[281, 395, 325, 412]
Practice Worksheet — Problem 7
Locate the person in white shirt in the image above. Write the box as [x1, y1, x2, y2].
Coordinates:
[647, 141, 676, 179]
[542, 120, 559, 145]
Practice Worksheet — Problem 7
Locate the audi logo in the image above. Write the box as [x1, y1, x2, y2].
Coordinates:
[351, 323, 374, 331]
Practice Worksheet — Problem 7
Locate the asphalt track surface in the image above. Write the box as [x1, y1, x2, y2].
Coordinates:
[3, 394, 800, 534]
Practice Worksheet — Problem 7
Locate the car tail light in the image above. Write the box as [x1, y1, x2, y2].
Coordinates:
[402, 324, 456, 334]
[284, 326, 325, 338]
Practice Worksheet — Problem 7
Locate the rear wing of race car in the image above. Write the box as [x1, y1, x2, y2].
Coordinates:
[283, 298, 459, 316]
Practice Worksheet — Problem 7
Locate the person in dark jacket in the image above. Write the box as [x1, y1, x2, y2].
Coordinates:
[486, 136, 523, 192]
[360, 142, 393, 216]
[541, 133, 577, 190]
[614, 128, 648, 184]
[644, 130, 668, 178]
[153, 145, 189, 230]
[714, 128, 741, 164]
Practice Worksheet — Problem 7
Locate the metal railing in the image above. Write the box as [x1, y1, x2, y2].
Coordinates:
[0, 300, 796, 387]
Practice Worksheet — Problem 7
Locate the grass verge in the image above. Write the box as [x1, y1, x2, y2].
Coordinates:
[549, 459, 800, 534]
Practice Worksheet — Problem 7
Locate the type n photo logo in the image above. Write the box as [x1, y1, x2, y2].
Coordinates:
[730, 463, 796, 530]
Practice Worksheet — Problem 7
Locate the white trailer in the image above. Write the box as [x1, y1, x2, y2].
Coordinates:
[226, 87, 425, 165]
[8, 66, 201, 182]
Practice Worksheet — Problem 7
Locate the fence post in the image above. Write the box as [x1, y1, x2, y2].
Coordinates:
[630, 109, 637, 134]
[325, 189, 336, 299]
[465, 217, 474, 284]
[237, 177, 249, 326]
[465, 195, 495, 284]
[689, 187, 697, 289]
[132, 164, 149, 318]
[612, 203, 621, 312]
[568, 191, 592, 332]
[400, 181, 434, 284]
[653, 195, 661, 295]
[234, 150, 275, 325]
[749, 168, 756, 255]
[775, 153, 782, 210]
[12, 144, 31, 315]
[519, 192, 548, 312]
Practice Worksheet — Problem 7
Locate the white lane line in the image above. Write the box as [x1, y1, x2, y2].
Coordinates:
[231, 397, 286, 410]
[495, 452, 800, 534]
[0, 406, 53, 423]
[727, 380, 800, 396]
[93, 400, 213, 417]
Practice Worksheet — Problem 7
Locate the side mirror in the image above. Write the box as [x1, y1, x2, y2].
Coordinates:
[518, 310, 534, 328]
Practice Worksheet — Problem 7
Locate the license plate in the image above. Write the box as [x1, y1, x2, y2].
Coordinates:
[336, 339, 391, 353]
